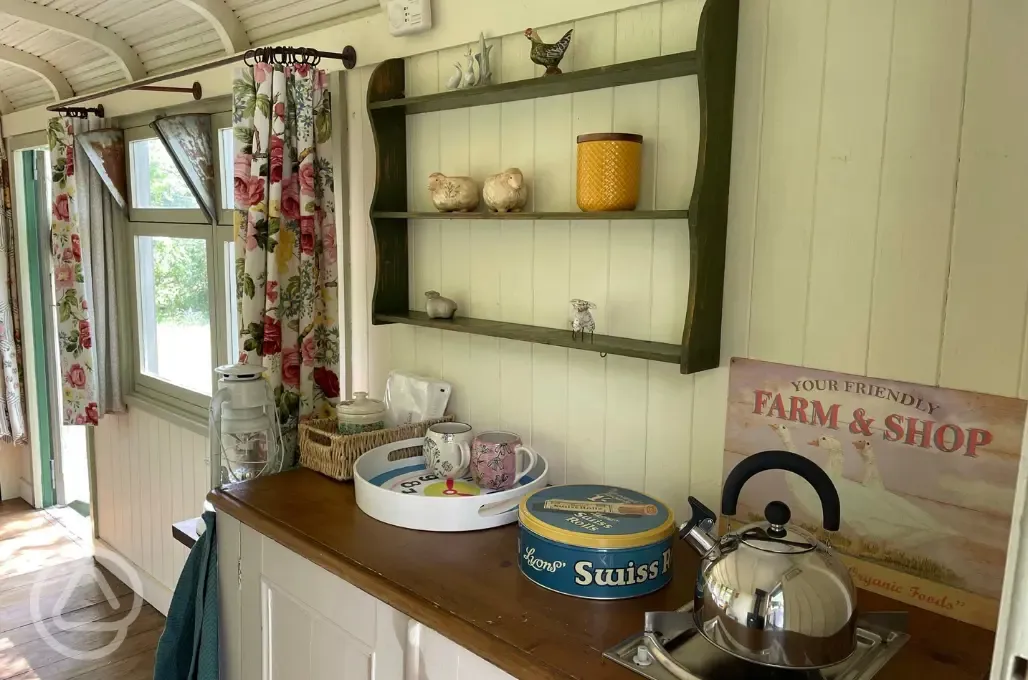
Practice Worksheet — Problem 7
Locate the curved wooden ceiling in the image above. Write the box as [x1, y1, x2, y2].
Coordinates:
[0, 0, 377, 113]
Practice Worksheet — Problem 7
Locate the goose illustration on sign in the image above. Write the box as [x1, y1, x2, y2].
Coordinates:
[726, 358, 1026, 630]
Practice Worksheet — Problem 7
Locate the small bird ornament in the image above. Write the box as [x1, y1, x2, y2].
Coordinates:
[525, 28, 573, 75]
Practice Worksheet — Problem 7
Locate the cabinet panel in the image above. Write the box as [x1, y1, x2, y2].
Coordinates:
[261, 533, 377, 646]
[408, 622, 514, 680]
[262, 578, 378, 680]
[312, 623, 373, 680]
[263, 581, 313, 680]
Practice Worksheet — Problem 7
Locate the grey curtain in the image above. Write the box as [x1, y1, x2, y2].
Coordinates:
[0, 120, 27, 443]
[72, 117, 125, 417]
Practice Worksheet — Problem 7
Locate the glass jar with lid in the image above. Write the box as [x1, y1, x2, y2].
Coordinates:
[337, 391, 387, 435]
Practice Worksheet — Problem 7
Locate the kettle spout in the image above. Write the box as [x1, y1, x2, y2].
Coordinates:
[679, 496, 718, 555]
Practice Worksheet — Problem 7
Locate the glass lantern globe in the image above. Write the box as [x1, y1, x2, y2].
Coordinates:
[208, 364, 285, 490]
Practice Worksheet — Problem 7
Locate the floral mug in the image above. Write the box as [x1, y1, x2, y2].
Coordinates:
[470, 431, 538, 491]
[423, 422, 473, 479]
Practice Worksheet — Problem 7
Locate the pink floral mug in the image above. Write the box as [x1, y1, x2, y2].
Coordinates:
[470, 431, 538, 491]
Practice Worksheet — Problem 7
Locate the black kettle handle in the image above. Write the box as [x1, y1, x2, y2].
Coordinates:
[721, 450, 841, 531]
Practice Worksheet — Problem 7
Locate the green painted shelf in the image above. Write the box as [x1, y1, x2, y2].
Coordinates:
[366, 0, 739, 373]
[368, 53, 699, 114]
[374, 311, 681, 364]
[371, 210, 689, 221]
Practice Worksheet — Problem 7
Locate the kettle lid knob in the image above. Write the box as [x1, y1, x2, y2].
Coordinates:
[764, 501, 791, 538]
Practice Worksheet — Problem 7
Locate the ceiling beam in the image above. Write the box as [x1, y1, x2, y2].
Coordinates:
[0, 91, 11, 115]
[1, 0, 146, 81]
[0, 46, 73, 100]
[173, 0, 250, 54]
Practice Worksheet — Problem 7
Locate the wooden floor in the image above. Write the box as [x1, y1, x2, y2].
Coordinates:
[0, 499, 165, 679]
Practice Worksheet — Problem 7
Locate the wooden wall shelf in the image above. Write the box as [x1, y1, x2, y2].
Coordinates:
[369, 53, 699, 114]
[375, 311, 681, 364]
[372, 210, 689, 221]
[366, 0, 739, 374]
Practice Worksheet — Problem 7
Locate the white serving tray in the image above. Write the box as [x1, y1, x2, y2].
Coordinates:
[353, 437, 549, 532]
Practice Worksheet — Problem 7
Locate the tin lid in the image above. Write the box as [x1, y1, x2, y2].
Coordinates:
[519, 484, 674, 550]
[337, 391, 386, 416]
[576, 132, 643, 144]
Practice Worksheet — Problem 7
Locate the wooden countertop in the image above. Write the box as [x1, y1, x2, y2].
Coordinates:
[209, 469, 994, 680]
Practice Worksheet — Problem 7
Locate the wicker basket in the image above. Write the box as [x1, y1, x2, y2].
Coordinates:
[576, 132, 643, 212]
[299, 415, 454, 481]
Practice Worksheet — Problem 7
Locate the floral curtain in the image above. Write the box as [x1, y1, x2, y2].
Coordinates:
[232, 62, 340, 465]
[48, 117, 125, 425]
[0, 121, 27, 443]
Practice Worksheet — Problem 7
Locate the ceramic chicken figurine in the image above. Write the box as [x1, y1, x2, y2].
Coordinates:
[525, 28, 573, 75]
[570, 299, 596, 342]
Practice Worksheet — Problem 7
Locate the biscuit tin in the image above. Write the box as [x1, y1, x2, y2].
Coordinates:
[518, 484, 674, 599]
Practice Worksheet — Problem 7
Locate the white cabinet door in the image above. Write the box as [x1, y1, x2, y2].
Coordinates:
[407, 621, 515, 680]
[219, 513, 408, 680]
[263, 579, 374, 680]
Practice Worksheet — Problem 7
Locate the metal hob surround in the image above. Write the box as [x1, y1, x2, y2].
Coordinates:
[604, 604, 909, 680]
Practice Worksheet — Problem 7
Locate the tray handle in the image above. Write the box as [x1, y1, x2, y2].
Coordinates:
[385, 437, 429, 462]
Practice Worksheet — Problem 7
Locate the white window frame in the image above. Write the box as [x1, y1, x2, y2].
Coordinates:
[125, 125, 207, 225]
[123, 108, 235, 423]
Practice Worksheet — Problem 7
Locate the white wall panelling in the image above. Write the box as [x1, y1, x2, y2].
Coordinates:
[347, 0, 1028, 519]
[0, 443, 26, 501]
[75, 0, 1028, 622]
[92, 408, 209, 603]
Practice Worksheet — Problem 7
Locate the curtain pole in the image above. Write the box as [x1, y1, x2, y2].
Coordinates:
[46, 46, 357, 112]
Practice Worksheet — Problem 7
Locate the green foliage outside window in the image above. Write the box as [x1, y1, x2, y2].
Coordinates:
[146, 140, 196, 208]
[151, 237, 209, 324]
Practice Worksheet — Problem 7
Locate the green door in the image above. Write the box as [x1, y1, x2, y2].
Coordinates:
[21, 149, 55, 508]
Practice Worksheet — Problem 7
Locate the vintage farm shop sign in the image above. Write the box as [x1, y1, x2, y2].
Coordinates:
[725, 358, 1026, 629]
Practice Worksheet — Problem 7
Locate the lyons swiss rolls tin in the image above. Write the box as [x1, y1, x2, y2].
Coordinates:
[518, 484, 675, 599]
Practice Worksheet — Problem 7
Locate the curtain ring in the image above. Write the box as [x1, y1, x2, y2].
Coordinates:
[243, 49, 255, 67]
[312, 50, 322, 67]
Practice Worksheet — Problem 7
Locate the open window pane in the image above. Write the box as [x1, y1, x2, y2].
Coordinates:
[136, 235, 212, 394]
[219, 128, 234, 210]
[130, 138, 198, 209]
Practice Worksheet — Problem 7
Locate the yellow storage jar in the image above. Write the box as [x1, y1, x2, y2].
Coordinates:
[576, 133, 643, 212]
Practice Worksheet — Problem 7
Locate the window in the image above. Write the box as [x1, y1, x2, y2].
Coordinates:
[136, 235, 212, 395]
[130, 139, 198, 209]
[125, 111, 235, 416]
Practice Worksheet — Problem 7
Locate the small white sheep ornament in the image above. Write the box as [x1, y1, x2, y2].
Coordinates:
[483, 168, 528, 213]
[570, 299, 596, 342]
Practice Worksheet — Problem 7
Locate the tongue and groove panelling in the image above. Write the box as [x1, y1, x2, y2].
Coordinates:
[347, 0, 1028, 520]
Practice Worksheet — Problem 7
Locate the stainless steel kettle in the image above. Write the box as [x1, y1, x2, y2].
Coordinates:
[678, 450, 858, 670]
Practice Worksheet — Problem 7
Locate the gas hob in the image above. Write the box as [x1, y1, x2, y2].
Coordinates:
[603, 604, 909, 680]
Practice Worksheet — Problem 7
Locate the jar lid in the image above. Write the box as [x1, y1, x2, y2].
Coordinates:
[576, 132, 643, 144]
[338, 391, 386, 416]
[519, 484, 673, 550]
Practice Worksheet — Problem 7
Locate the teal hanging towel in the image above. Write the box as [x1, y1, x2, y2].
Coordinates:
[155, 511, 219, 680]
